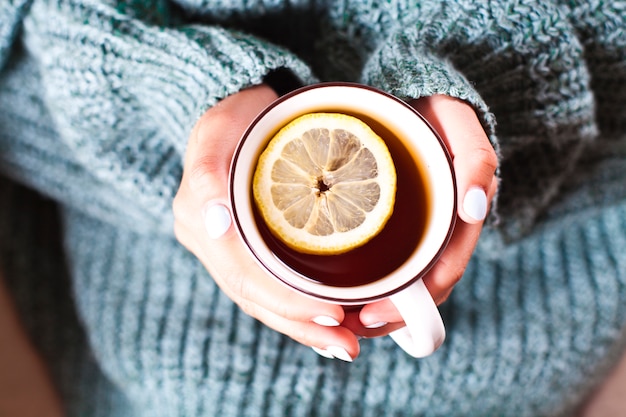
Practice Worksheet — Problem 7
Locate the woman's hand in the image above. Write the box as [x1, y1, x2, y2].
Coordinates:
[173, 85, 360, 362]
[173, 89, 496, 359]
[359, 95, 498, 328]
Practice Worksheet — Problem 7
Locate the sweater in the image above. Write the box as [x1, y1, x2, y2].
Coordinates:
[0, 0, 625, 416]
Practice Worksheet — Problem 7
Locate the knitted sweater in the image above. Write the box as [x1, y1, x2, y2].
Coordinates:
[1, 0, 625, 416]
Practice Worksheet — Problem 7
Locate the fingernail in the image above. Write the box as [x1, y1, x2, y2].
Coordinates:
[203, 203, 232, 239]
[326, 346, 353, 362]
[313, 316, 341, 327]
[364, 321, 388, 329]
[311, 346, 335, 359]
[463, 187, 488, 221]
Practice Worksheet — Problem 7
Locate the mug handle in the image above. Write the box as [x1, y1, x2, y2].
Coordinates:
[388, 279, 445, 358]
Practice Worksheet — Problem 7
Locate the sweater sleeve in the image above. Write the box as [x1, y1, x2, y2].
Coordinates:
[0, 0, 33, 69]
[0, 0, 315, 234]
[358, 0, 598, 237]
[557, 0, 626, 140]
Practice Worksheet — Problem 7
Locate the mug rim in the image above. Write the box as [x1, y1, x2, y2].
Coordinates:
[229, 82, 457, 305]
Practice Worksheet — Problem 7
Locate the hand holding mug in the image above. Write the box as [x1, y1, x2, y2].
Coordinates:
[174, 85, 360, 361]
[173, 84, 497, 361]
[358, 94, 498, 332]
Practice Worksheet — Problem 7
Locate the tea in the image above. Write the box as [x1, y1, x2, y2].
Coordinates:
[253, 112, 432, 288]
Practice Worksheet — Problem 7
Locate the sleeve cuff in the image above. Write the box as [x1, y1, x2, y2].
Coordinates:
[361, 33, 501, 225]
[15, 2, 317, 228]
[359, 3, 597, 239]
[361, 33, 498, 151]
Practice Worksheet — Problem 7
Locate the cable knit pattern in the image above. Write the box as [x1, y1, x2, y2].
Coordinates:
[0, 0, 625, 416]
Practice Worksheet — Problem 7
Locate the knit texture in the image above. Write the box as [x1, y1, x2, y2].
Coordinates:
[2, 159, 626, 417]
[1, 0, 625, 416]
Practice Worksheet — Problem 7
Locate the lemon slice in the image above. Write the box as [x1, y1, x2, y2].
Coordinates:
[252, 112, 397, 255]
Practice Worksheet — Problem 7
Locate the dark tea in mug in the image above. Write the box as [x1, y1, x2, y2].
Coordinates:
[253, 111, 433, 288]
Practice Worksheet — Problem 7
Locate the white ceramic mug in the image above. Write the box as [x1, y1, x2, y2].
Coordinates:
[230, 83, 456, 358]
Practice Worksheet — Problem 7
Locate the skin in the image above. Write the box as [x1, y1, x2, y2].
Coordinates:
[0, 270, 65, 417]
[173, 84, 498, 360]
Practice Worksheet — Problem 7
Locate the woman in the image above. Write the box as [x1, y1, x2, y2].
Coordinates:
[1, 0, 624, 415]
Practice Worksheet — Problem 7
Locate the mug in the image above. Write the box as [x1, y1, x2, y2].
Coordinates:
[229, 83, 456, 358]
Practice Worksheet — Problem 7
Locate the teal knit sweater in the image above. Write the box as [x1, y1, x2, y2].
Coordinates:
[1, 1, 625, 416]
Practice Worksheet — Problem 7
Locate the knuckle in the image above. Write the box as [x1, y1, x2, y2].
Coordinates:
[172, 191, 192, 225]
[187, 111, 239, 194]
[231, 274, 305, 325]
[172, 218, 186, 241]
[471, 145, 499, 175]
[490, 175, 500, 195]
[289, 325, 315, 347]
[196, 109, 240, 154]
[173, 222, 196, 254]
[187, 154, 225, 193]
[435, 289, 454, 305]
[440, 257, 467, 285]
[228, 271, 257, 314]
[233, 272, 251, 300]
[229, 274, 256, 315]
[450, 264, 467, 284]
[237, 297, 259, 319]
[271, 299, 301, 322]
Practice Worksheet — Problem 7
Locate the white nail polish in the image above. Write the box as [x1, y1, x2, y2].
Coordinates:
[364, 321, 388, 329]
[311, 346, 334, 359]
[463, 187, 488, 221]
[203, 204, 232, 239]
[313, 316, 341, 327]
[325, 346, 353, 362]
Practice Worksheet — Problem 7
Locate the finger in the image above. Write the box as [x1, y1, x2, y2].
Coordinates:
[339, 304, 405, 338]
[358, 204, 488, 325]
[184, 85, 279, 204]
[358, 299, 403, 329]
[419, 178, 498, 304]
[354, 97, 498, 332]
[251, 303, 360, 362]
[174, 85, 278, 241]
[179, 232, 360, 360]
[195, 210, 347, 326]
[358, 224, 477, 325]
[175, 195, 347, 333]
[177, 209, 348, 333]
[422, 219, 483, 304]
[411, 95, 498, 224]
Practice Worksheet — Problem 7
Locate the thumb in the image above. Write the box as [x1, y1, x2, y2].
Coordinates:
[411, 95, 498, 224]
[185, 85, 279, 201]
[174, 85, 278, 244]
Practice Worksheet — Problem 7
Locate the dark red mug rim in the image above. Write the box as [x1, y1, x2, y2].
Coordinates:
[229, 82, 457, 304]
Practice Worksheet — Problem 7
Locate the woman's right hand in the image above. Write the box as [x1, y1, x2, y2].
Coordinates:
[173, 85, 361, 362]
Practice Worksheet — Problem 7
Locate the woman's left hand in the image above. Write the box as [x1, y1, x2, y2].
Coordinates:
[358, 95, 498, 329]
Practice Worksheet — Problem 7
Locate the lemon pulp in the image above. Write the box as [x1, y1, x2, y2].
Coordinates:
[252, 112, 397, 255]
